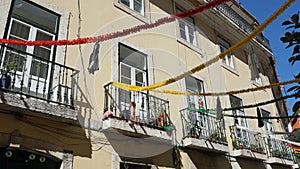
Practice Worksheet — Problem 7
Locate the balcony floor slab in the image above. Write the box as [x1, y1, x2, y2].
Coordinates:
[231, 149, 267, 161]
[182, 137, 229, 154]
[266, 157, 295, 166]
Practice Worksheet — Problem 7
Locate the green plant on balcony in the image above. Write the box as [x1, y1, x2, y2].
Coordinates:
[209, 130, 219, 140]
[249, 144, 258, 151]
[209, 129, 227, 143]
[231, 135, 243, 149]
[248, 144, 264, 153]
[270, 149, 291, 159]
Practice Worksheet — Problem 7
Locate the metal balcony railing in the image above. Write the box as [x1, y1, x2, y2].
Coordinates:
[204, 0, 272, 51]
[180, 107, 227, 144]
[0, 44, 79, 108]
[230, 125, 266, 154]
[103, 83, 171, 130]
[267, 137, 295, 161]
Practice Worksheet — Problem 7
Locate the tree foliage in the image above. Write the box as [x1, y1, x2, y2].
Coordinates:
[281, 12, 300, 98]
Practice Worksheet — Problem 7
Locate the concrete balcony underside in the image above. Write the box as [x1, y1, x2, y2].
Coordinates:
[182, 137, 229, 154]
[266, 157, 295, 166]
[231, 149, 267, 161]
[0, 91, 77, 122]
[102, 117, 173, 140]
[102, 117, 173, 160]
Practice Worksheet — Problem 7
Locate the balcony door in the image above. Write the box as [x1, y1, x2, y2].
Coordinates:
[261, 109, 276, 151]
[230, 95, 249, 145]
[185, 76, 208, 137]
[0, 0, 58, 96]
[118, 43, 148, 121]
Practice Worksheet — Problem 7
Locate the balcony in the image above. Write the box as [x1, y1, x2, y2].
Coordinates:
[266, 137, 296, 165]
[0, 44, 79, 119]
[102, 83, 174, 162]
[203, 0, 271, 51]
[181, 108, 228, 153]
[230, 125, 267, 160]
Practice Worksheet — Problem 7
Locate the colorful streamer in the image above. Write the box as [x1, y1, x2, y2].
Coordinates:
[0, 0, 229, 46]
[113, 77, 300, 96]
[112, 0, 296, 92]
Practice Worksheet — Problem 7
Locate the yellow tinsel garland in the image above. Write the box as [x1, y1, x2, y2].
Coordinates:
[112, 0, 295, 92]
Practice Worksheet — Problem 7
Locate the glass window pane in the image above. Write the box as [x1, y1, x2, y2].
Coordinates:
[3, 52, 25, 72]
[185, 76, 206, 109]
[121, 77, 131, 85]
[120, 0, 130, 7]
[134, 0, 143, 14]
[179, 21, 187, 40]
[9, 20, 30, 40]
[33, 46, 51, 60]
[12, 0, 58, 33]
[135, 70, 144, 86]
[121, 64, 131, 79]
[119, 44, 146, 70]
[30, 60, 48, 78]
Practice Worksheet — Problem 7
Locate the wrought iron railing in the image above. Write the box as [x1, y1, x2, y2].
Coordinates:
[267, 137, 295, 161]
[0, 44, 79, 108]
[204, 0, 272, 51]
[230, 125, 266, 154]
[103, 82, 171, 130]
[180, 108, 227, 144]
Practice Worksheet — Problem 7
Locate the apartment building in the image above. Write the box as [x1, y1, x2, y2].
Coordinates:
[0, 0, 297, 168]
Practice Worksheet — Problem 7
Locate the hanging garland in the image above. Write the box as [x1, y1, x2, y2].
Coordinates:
[113, 77, 300, 96]
[112, 0, 296, 92]
[185, 92, 298, 119]
[0, 0, 230, 46]
[223, 93, 298, 111]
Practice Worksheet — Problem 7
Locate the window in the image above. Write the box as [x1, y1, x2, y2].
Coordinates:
[230, 95, 249, 143]
[1, 0, 59, 84]
[230, 95, 246, 127]
[118, 43, 148, 119]
[185, 76, 208, 137]
[218, 37, 235, 69]
[177, 8, 197, 46]
[185, 76, 206, 110]
[261, 109, 274, 132]
[261, 109, 276, 151]
[119, 0, 145, 15]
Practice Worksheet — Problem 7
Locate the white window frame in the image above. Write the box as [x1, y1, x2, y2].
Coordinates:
[1, 18, 55, 93]
[177, 8, 197, 47]
[185, 76, 206, 110]
[119, 0, 145, 16]
[218, 37, 235, 69]
[178, 18, 197, 46]
[120, 62, 147, 87]
[118, 43, 149, 121]
[230, 95, 249, 145]
[185, 76, 209, 137]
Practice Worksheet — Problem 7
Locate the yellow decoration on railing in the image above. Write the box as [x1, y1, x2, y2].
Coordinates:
[112, 0, 295, 92]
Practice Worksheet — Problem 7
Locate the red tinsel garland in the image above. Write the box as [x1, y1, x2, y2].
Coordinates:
[0, 0, 229, 46]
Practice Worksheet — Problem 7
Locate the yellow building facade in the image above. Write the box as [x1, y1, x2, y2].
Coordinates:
[0, 0, 297, 169]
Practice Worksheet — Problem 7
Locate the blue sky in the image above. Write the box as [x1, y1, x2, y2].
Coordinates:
[237, 0, 300, 115]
